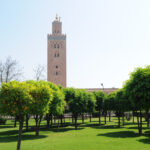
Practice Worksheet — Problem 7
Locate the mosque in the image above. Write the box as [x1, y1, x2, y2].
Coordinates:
[47, 15, 117, 94]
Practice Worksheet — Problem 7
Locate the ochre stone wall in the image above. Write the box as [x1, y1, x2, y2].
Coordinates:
[85, 88, 118, 94]
[47, 17, 66, 87]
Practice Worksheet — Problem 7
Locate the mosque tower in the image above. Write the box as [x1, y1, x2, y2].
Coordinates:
[47, 15, 66, 87]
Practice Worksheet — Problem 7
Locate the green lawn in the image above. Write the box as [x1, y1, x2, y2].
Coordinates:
[0, 117, 150, 150]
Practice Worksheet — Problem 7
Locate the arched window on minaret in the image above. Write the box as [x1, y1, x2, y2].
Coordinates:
[57, 44, 59, 49]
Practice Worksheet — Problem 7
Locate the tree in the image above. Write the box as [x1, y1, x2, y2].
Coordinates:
[87, 92, 96, 122]
[0, 57, 22, 84]
[63, 87, 76, 104]
[103, 99, 108, 124]
[0, 57, 23, 128]
[46, 82, 66, 127]
[50, 90, 66, 126]
[114, 89, 131, 127]
[0, 61, 4, 83]
[33, 64, 45, 81]
[69, 89, 87, 129]
[123, 66, 150, 135]
[63, 88, 76, 123]
[28, 81, 53, 136]
[80, 90, 88, 124]
[114, 89, 125, 127]
[104, 92, 116, 122]
[93, 91, 105, 125]
[0, 81, 32, 150]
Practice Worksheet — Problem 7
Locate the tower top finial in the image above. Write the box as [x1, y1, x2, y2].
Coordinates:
[56, 14, 58, 21]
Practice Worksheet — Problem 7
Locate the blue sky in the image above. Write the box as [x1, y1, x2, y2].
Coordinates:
[0, 0, 150, 88]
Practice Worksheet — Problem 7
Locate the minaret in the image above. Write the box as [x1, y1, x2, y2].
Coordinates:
[47, 15, 66, 87]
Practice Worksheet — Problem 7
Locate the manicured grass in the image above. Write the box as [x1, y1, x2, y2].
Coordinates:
[0, 117, 150, 150]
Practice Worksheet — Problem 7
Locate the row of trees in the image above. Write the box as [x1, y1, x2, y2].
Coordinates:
[1, 65, 150, 150]
[63, 65, 150, 136]
[100, 66, 150, 136]
[0, 81, 65, 150]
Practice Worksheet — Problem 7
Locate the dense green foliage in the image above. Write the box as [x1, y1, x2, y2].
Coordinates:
[87, 92, 96, 122]
[69, 89, 87, 129]
[0, 81, 32, 150]
[93, 91, 106, 125]
[1, 65, 150, 149]
[123, 66, 150, 134]
[0, 81, 32, 116]
[28, 81, 53, 136]
[63, 87, 76, 103]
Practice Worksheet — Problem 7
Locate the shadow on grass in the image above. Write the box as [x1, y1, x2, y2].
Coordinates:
[0, 134, 47, 143]
[123, 122, 137, 125]
[90, 125, 124, 129]
[40, 126, 84, 133]
[0, 126, 83, 143]
[0, 130, 18, 136]
[138, 138, 150, 144]
[97, 131, 139, 138]
[0, 125, 14, 129]
[127, 126, 149, 130]
[137, 131, 150, 144]
[141, 131, 150, 138]
[39, 122, 76, 129]
[25, 124, 84, 133]
[80, 123, 103, 127]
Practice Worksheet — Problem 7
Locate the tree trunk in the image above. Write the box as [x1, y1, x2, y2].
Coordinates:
[47, 119, 50, 128]
[54, 116, 56, 124]
[60, 115, 63, 126]
[35, 115, 38, 136]
[133, 111, 135, 123]
[57, 119, 60, 128]
[75, 115, 78, 130]
[139, 110, 142, 135]
[14, 116, 17, 127]
[50, 114, 53, 127]
[17, 116, 24, 150]
[46, 114, 50, 128]
[36, 128, 39, 136]
[72, 115, 74, 124]
[147, 119, 149, 128]
[145, 111, 149, 128]
[137, 113, 139, 129]
[109, 111, 111, 122]
[90, 114, 92, 122]
[104, 113, 107, 124]
[118, 115, 120, 128]
[26, 114, 29, 131]
[64, 117, 65, 124]
[99, 110, 101, 125]
[122, 113, 125, 126]
[35, 115, 42, 136]
[82, 114, 84, 124]
[147, 114, 150, 128]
